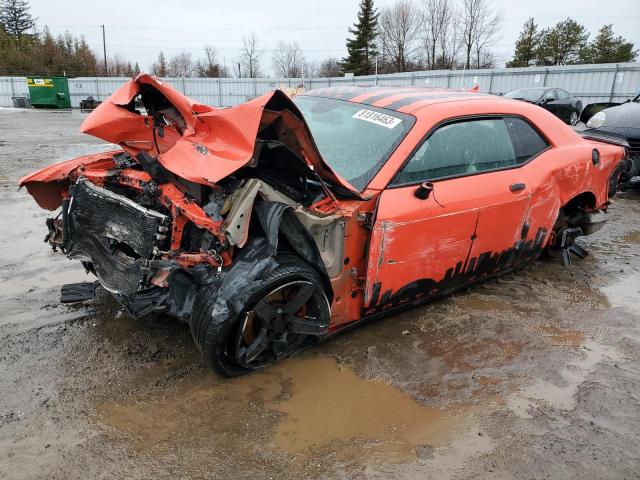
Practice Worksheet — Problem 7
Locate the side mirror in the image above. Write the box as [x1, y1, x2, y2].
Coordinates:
[414, 181, 434, 200]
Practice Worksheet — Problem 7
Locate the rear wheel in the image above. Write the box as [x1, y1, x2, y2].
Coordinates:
[190, 253, 330, 377]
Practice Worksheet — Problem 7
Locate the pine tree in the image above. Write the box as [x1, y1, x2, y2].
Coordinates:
[342, 0, 379, 75]
[507, 18, 539, 67]
[536, 18, 589, 66]
[580, 25, 637, 64]
[0, 0, 36, 39]
[152, 51, 167, 76]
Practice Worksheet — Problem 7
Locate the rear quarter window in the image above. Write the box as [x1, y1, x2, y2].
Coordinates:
[504, 117, 549, 161]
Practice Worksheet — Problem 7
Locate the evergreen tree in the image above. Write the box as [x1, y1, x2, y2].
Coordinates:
[580, 24, 637, 64]
[152, 51, 167, 76]
[536, 18, 588, 66]
[0, 0, 36, 39]
[342, 0, 379, 75]
[507, 18, 539, 67]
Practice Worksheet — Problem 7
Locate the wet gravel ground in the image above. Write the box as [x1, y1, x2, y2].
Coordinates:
[0, 108, 639, 479]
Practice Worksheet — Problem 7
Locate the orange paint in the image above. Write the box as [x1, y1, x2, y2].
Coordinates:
[18, 76, 626, 331]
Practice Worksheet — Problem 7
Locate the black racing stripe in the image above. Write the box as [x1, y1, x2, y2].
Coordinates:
[359, 91, 402, 106]
[382, 93, 482, 110]
[332, 87, 369, 100]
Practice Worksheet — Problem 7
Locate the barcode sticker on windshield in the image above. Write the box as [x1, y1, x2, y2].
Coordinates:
[352, 109, 402, 129]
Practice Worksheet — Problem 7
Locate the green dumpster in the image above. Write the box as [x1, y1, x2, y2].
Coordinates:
[26, 76, 71, 109]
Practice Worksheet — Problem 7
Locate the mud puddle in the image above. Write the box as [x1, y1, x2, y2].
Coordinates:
[600, 270, 640, 313]
[96, 356, 482, 464]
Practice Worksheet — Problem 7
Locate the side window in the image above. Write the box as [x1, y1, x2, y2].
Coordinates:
[559, 89, 570, 100]
[543, 90, 556, 102]
[504, 117, 549, 161]
[392, 117, 548, 185]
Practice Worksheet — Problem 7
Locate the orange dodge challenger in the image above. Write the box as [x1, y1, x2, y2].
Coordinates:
[20, 75, 627, 376]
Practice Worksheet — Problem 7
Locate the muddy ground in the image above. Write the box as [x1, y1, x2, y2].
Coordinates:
[0, 108, 639, 480]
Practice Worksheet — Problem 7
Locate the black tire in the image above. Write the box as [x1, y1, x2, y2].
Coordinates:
[190, 252, 330, 377]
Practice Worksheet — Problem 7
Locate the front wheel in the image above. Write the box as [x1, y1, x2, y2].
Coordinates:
[190, 253, 330, 377]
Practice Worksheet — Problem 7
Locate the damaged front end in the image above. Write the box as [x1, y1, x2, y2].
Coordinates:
[52, 177, 171, 314]
[20, 74, 356, 373]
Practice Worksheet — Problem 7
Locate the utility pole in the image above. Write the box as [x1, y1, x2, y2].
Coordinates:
[101, 25, 108, 76]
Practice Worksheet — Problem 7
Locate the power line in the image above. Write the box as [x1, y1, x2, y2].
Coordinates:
[42, 15, 640, 32]
[46, 24, 350, 31]
[87, 43, 347, 53]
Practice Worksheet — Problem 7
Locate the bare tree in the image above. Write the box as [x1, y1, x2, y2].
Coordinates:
[460, 0, 501, 69]
[379, 0, 421, 72]
[303, 60, 318, 78]
[318, 57, 343, 77]
[167, 50, 195, 77]
[439, 10, 463, 68]
[271, 41, 305, 78]
[195, 45, 227, 77]
[421, 0, 452, 69]
[240, 33, 262, 78]
[98, 54, 134, 77]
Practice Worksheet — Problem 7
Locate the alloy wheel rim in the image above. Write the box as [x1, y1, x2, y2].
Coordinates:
[234, 280, 325, 368]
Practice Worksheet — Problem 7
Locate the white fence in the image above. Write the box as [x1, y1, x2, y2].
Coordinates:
[1, 62, 639, 109]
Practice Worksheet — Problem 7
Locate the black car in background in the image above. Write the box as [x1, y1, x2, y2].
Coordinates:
[504, 87, 583, 126]
[584, 92, 640, 180]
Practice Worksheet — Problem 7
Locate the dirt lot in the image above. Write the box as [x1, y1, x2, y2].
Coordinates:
[0, 108, 639, 480]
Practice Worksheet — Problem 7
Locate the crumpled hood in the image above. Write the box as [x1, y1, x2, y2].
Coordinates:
[80, 74, 358, 195]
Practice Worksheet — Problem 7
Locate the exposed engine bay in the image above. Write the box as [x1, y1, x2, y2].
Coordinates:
[19, 75, 359, 368]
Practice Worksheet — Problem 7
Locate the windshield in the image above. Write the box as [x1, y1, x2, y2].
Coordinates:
[504, 88, 546, 102]
[294, 96, 415, 191]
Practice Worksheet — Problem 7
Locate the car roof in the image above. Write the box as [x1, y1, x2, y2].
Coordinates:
[299, 86, 500, 114]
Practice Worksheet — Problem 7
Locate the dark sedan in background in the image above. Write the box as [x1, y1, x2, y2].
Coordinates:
[504, 87, 583, 126]
[584, 92, 640, 180]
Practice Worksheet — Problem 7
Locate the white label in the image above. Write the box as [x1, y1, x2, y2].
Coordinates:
[352, 109, 402, 129]
[615, 72, 624, 83]
[34, 78, 45, 85]
[473, 76, 478, 84]
[534, 74, 541, 83]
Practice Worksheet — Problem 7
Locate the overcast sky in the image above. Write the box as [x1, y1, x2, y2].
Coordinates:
[28, 0, 640, 75]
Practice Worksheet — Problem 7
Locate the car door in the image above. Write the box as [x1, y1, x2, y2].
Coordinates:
[555, 89, 573, 122]
[363, 116, 548, 316]
[540, 89, 560, 118]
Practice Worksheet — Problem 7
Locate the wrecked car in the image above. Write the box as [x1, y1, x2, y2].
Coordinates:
[19, 76, 628, 376]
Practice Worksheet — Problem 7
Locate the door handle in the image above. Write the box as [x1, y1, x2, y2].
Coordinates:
[510, 183, 526, 192]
